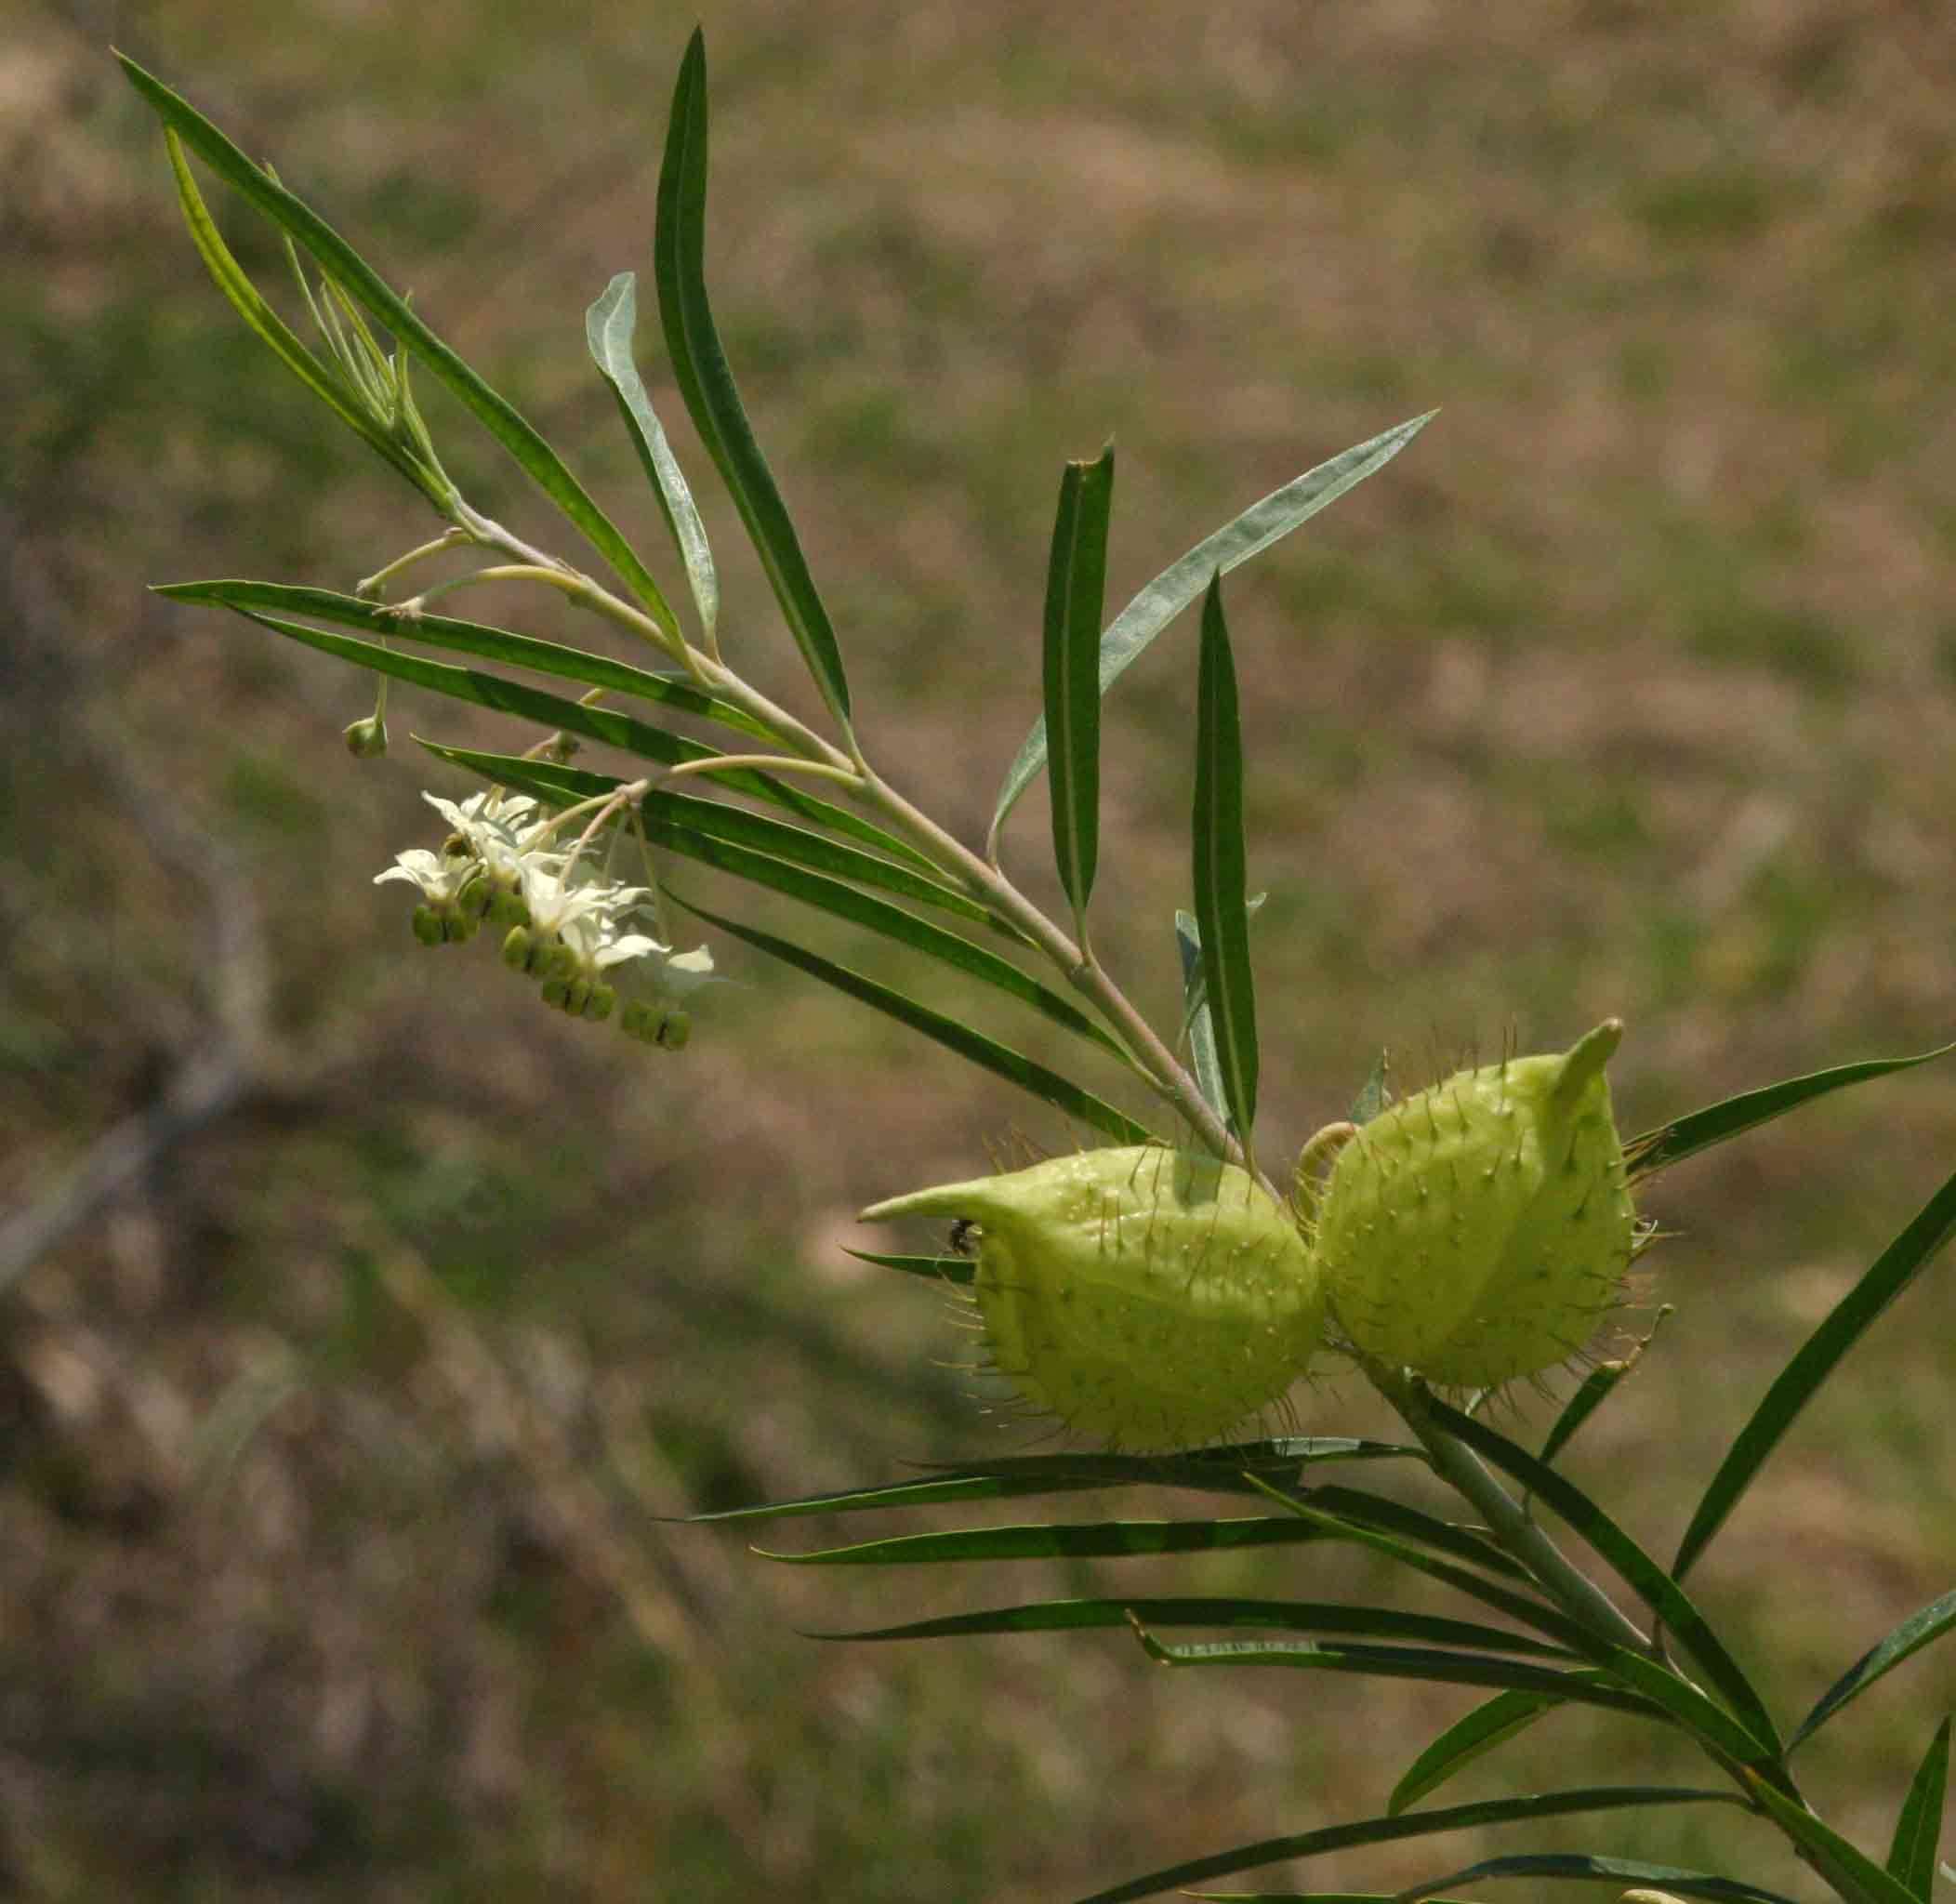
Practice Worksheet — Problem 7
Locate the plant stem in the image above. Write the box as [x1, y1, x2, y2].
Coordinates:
[1373, 1364, 1653, 1657]
[444, 500, 1260, 1183]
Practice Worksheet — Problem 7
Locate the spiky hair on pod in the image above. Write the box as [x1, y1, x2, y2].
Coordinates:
[862, 1145, 1325, 1451]
[1300, 1020, 1642, 1391]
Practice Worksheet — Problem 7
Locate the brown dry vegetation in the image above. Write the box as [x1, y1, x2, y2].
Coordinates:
[3, 0, 1953, 1898]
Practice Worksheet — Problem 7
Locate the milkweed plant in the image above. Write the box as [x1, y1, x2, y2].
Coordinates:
[126, 30, 1956, 1904]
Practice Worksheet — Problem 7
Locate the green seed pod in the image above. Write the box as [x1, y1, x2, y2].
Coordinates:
[1309, 1020, 1635, 1388]
[862, 1146, 1324, 1450]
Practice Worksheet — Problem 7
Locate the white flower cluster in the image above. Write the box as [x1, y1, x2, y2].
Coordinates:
[375, 790, 711, 1049]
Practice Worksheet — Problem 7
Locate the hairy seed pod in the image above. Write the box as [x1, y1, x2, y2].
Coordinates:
[1308, 1020, 1635, 1388]
[862, 1146, 1324, 1449]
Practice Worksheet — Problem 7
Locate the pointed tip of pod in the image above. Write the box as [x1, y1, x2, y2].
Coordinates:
[1550, 1017, 1623, 1111]
[859, 1177, 1009, 1225]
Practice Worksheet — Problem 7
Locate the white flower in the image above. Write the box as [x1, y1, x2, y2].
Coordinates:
[660, 945, 717, 993]
[374, 846, 474, 906]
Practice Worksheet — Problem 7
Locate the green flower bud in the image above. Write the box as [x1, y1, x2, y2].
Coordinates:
[501, 925, 534, 972]
[563, 978, 592, 1017]
[1309, 1020, 1635, 1388]
[342, 714, 389, 758]
[863, 1146, 1324, 1450]
[440, 908, 477, 945]
[618, 999, 654, 1041]
[654, 1009, 690, 1051]
[539, 975, 571, 1011]
[583, 984, 615, 1023]
[486, 886, 529, 929]
[411, 905, 445, 947]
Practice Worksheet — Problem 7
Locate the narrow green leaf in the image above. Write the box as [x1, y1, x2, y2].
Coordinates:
[820, 1596, 1580, 1661]
[634, 819, 1133, 1064]
[990, 411, 1435, 850]
[1174, 910, 1228, 1122]
[843, 1248, 975, 1287]
[1191, 572, 1258, 1151]
[417, 742, 965, 902]
[1540, 1361, 1632, 1469]
[1592, 1641, 1785, 1766]
[1045, 445, 1115, 920]
[1626, 1042, 1956, 1182]
[586, 271, 719, 646]
[1130, 1626, 1650, 1707]
[669, 892, 1153, 1145]
[1793, 1591, 1956, 1750]
[1389, 1689, 1562, 1816]
[1888, 1718, 1951, 1899]
[654, 31, 851, 727]
[1421, 1396, 1781, 1757]
[160, 579, 765, 736]
[1747, 1778, 1923, 1904]
[1305, 1483, 1536, 1583]
[1674, 1166, 1956, 1583]
[763, 1513, 1501, 1576]
[161, 132, 412, 489]
[1244, 1477, 1598, 1655]
[1378, 1852, 1802, 1904]
[119, 54, 678, 628]
[685, 1439, 1421, 1524]
[198, 602, 912, 863]
[1071, 1787, 1745, 1904]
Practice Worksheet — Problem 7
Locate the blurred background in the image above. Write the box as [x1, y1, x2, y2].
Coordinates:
[4, 0, 1953, 1897]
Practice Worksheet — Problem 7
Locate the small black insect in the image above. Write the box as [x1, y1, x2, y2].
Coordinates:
[946, 1217, 982, 1258]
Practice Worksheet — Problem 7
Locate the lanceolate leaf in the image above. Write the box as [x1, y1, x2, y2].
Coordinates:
[761, 1514, 1543, 1584]
[1130, 1625, 1650, 1708]
[1540, 1359, 1633, 1469]
[1746, 1778, 1923, 1904]
[842, 1248, 975, 1287]
[1388, 1688, 1564, 1815]
[1191, 573, 1259, 1152]
[989, 410, 1435, 851]
[654, 31, 852, 729]
[822, 1597, 1581, 1662]
[1792, 1590, 1956, 1750]
[683, 1439, 1419, 1524]
[670, 892, 1152, 1145]
[585, 271, 719, 645]
[218, 610, 906, 856]
[1673, 1165, 1956, 1584]
[1887, 1717, 1951, 1899]
[119, 55, 678, 627]
[1626, 1041, 1956, 1181]
[628, 821, 1133, 1064]
[1044, 445, 1115, 920]
[1420, 1397, 1781, 1757]
[418, 743, 968, 906]
[1071, 1787, 1746, 1904]
[1373, 1852, 1802, 1904]
[162, 133, 415, 491]
[1244, 1477, 1596, 1654]
[159, 579, 764, 737]
[1174, 910, 1228, 1123]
